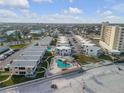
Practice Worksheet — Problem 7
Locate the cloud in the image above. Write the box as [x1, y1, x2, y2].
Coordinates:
[0, 0, 29, 9]
[64, 7, 82, 14]
[112, 4, 124, 13]
[99, 10, 113, 16]
[20, 9, 40, 18]
[32, 0, 53, 3]
[96, 10, 120, 22]
[0, 11, 85, 23]
[0, 9, 17, 18]
[103, 15, 120, 20]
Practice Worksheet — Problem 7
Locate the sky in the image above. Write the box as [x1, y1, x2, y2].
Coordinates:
[0, 0, 124, 23]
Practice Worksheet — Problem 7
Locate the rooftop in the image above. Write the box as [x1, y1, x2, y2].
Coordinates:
[14, 55, 41, 61]
[10, 38, 48, 67]
[56, 46, 71, 50]
[10, 60, 37, 67]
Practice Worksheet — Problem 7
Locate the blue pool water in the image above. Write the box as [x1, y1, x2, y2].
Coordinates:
[57, 59, 71, 69]
[47, 48, 51, 52]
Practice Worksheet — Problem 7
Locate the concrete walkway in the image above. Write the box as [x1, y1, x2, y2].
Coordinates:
[0, 73, 12, 84]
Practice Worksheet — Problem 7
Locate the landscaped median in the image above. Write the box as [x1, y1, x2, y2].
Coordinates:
[9, 44, 27, 49]
[98, 54, 113, 61]
[72, 54, 101, 65]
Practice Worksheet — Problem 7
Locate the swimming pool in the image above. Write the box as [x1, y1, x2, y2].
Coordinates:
[57, 59, 71, 69]
[47, 48, 51, 52]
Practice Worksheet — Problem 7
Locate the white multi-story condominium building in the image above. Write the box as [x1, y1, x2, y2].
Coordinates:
[75, 35, 102, 56]
[56, 36, 71, 56]
[82, 43, 102, 56]
[10, 37, 53, 77]
[56, 46, 71, 56]
[10, 46, 47, 77]
[99, 22, 124, 55]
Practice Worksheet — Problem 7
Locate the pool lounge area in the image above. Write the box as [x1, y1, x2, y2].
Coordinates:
[47, 47, 51, 52]
[49, 56, 81, 75]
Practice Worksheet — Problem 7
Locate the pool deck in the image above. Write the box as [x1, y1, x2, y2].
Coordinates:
[49, 56, 81, 75]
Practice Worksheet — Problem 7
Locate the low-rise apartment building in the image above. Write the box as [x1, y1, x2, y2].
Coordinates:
[56, 46, 71, 56]
[75, 35, 102, 56]
[56, 36, 72, 56]
[10, 37, 52, 77]
[10, 45, 47, 77]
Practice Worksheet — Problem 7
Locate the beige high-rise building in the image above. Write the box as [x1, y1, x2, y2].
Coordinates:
[99, 22, 124, 55]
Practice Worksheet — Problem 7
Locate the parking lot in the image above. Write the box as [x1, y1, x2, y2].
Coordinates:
[0, 49, 24, 70]
[67, 34, 82, 55]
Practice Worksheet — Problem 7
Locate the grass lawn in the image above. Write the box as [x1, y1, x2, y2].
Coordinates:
[0, 71, 10, 82]
[0, 75, 9, 82]
[98, 54, 112, 61]
[0, 75, 33, 87]
[73, 54, 100, 65]
[1, 71, 45, 87]
[10, 44, 27, 49]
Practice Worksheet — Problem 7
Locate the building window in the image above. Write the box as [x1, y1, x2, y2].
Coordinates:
[120, 37, 123, 39]
[90, 50, 93, 52]
[19, 67, 25, 70]
[19, 72, 26, 75]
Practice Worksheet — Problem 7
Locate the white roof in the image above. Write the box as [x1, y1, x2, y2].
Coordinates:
[56, 46, 71, 50]
[11, 60, 37, 67]
[10, 38, 47, 67]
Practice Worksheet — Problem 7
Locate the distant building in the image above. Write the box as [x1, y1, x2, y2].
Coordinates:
[99, 22, 124, 55]
[6, 30, 23, 38]
[0, 37, 6, 42]
[51, 30, 59, 37]
[30, 30, 43, 35]
[6, 30, 16, 36]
